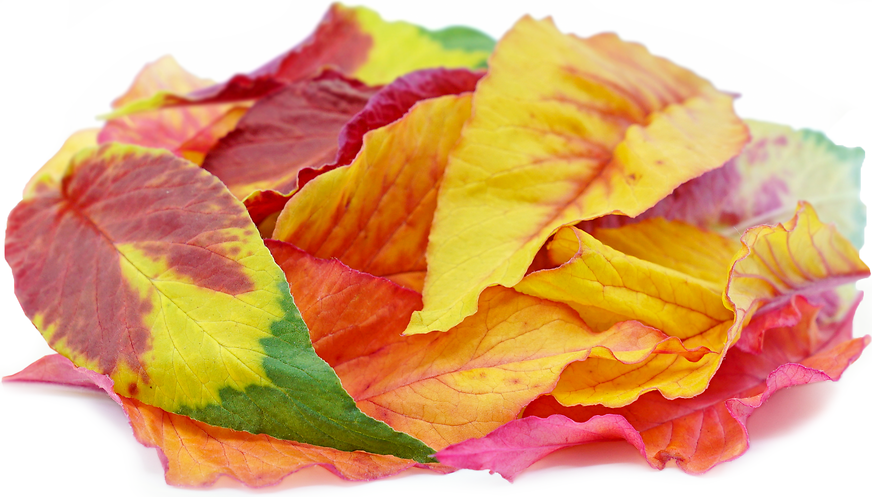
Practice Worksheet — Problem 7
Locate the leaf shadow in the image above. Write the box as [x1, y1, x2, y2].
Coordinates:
[3, 379, 169, 480]
[205, 464, 442, 493]
[744, 380, 834, 440]
[515, 439, 653, 480]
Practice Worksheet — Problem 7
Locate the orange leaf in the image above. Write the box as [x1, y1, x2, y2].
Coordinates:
[436, 295, 869, 477]
[269, 240, 713, 450]
[122, 399, 440, 487]
[272, 93, 472, 291]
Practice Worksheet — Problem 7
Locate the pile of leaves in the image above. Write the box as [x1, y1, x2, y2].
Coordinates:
[4, 3, 868, 488]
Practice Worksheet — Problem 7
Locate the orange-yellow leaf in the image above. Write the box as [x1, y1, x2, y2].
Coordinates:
[272, 93, 472, 291]
[580, 217, 743, 288]
[515, 203, 868, 407]
[268, 240, 711, 450]
[514, 296, 867, 476]
[407, 16, 749, 335]
[517, 223, 734, 407]
[726, 201, 869, 322]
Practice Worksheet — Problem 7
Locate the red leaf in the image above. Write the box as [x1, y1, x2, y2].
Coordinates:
[145, 5, 370, 109]
[201, 71, 378, 198]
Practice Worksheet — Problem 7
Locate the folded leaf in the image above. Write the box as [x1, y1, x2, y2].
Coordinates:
[587, 205, 869, 322]
[108, 4, 494, 115]
[269, 240, 714, 450]
[176, 106, 249, 165]
[297, 67, 484, 188]
[201, 72, 378, 199]
[727, 202, 869, 319]
[243, 189, 293, 238]
[517, 223, 734, 406]
[733, 296, 803, 354]
[334, 68, 483, 167]
[237, 68, 482, 240]
[4, 353, 109, 391]
[516, 203, 869, 406]
[5, 355, 450, 487]
[4, 143, 433, 461]
[23, 128, 99, 199]
[407, 16, 749, 335]
[273, 93, 472, 291]
[580, 217, 742, 289]
[583, 120, 866, 248]
[98, 56, 239, 155]
[436, 296, 869, 478]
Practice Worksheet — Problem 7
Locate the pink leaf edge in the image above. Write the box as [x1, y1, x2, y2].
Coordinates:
[4, 354, 121, 403]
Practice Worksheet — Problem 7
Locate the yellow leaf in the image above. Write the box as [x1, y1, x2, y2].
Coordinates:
[515, 204, 868, 407]
[407, 16, 749, 335]
[727, 201, 869, 320]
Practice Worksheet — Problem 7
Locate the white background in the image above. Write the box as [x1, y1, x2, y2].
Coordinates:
[1, 1, 870, 495]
